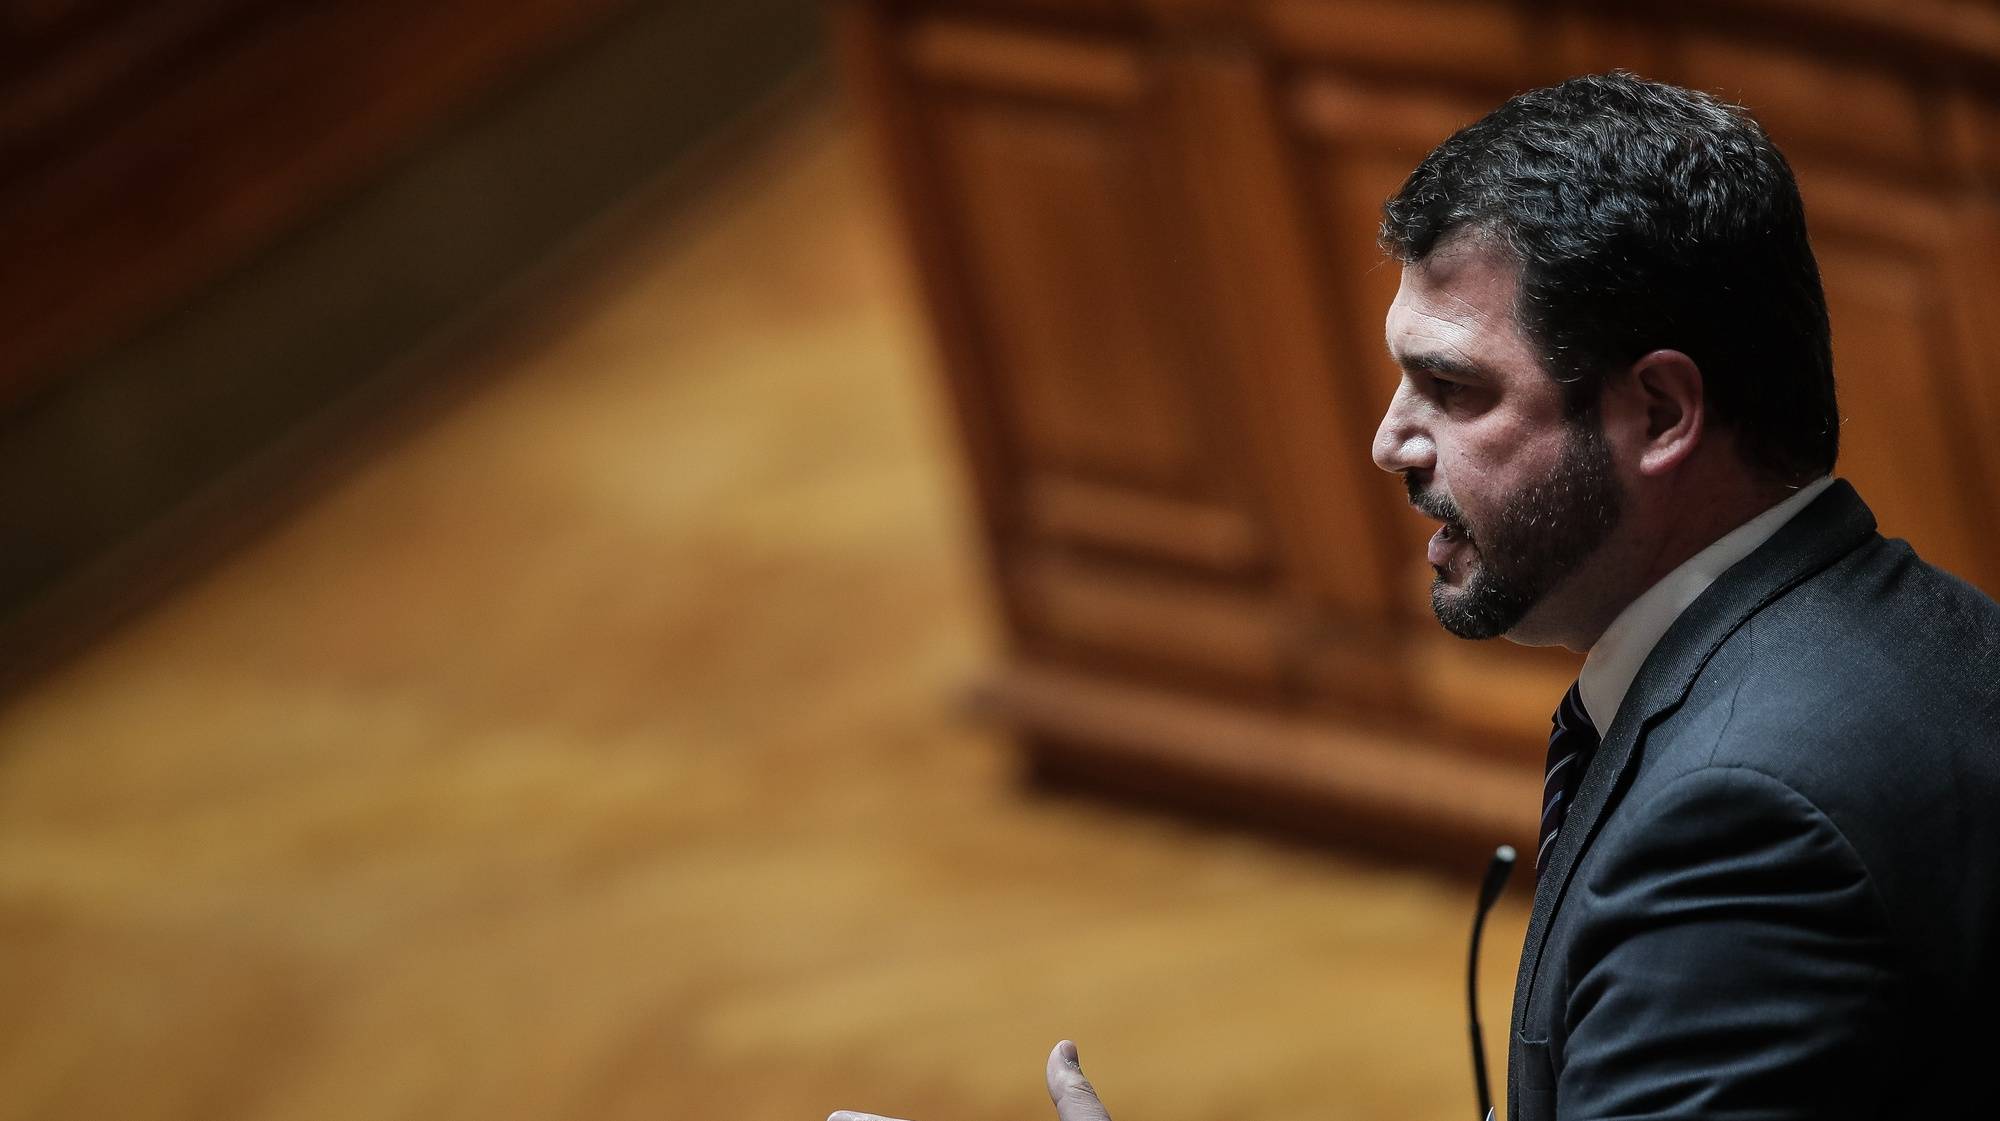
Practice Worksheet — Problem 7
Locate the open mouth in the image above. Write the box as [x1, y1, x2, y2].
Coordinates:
[1427, 518, 1473, 575]
[1405, 478, 1475, 577]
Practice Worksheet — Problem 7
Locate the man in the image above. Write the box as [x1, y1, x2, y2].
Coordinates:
[1373, 72, 1999, 1119]
[832, 72, 2000, 1121]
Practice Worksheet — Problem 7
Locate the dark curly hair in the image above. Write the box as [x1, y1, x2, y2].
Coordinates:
[1381, 72, 1837, 483]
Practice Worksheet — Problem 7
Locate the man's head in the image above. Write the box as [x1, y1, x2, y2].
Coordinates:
[1371, 72, 1838, 648]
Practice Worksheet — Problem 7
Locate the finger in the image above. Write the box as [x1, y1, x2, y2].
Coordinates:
[828, 1112, 917, 1121]
[1044, 1040, 1112, 1121]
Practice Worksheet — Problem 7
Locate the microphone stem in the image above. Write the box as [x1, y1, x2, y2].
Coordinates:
[1469, 907, 1493, 1121]
[1468, 845, 1514, 1121]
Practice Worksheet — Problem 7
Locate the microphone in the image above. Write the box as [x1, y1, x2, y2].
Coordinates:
[1468, 845, 1516, 1121]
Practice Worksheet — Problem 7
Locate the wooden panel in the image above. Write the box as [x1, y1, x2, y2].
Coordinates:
[834, 0, 1030, 643]
[1933, 196, 2000, 514]
[1405, 633, 1579, 758]
[1024, 475, 1266, 573]
[1014, 551, 1288, 685]
[928, 95, 1221, 484]
[1293, 618, 1411, 718]
[0, 0, 633, 402]
[1662, 0, 2000, 73]
[1674, 34, 1939, 176]
[1258, 0, 1545, 85]
[897, 19, 1284, 617]
[1161, 55, 1407, 637]
[906, 17, 1146, 102]
[1803, 173, 2000, 593]
[1291, 74, 1488, 151]
[851, 11, 1291, 688]
[1540, 8, 1675, 77]
[987, 662, 1542, 860]
[898, 0, 1143, 25]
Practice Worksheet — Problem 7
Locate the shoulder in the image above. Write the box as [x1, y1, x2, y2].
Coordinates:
[1612, 535, 2000, 964]
[1667, 533, 2000, 775]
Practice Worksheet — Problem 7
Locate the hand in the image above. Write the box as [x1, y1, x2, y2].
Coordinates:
[829, 1039, 1113, 1121]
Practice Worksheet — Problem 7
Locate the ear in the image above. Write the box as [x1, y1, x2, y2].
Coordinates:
[1603, 349, 1704, 477]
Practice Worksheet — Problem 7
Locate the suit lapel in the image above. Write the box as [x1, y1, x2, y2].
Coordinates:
[1508, 480, 1878, 1042]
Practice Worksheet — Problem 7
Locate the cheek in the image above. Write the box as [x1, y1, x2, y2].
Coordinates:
[1437, 433, 1554, 526]
[1435, 442, 1502, 514]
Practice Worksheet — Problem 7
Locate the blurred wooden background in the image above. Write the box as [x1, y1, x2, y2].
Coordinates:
[3, 2, 1994, 1117]
[0, 0, 820, 683]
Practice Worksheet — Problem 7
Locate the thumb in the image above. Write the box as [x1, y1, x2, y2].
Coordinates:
[1044, 1040, 1113, 1121]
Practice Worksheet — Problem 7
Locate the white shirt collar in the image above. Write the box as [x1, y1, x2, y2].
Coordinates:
[1576, 476, 1835, 735]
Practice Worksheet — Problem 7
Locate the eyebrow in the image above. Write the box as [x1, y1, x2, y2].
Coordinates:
[1393, 351, 1493, 382]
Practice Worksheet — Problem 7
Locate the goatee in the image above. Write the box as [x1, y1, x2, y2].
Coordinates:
[1407, 420, 1623, 640]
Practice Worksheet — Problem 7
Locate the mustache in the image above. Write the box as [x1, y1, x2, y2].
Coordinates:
[1405, 473, 1468, 536]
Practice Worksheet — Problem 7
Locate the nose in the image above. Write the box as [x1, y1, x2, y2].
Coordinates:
[1371, 379, 1435, 475]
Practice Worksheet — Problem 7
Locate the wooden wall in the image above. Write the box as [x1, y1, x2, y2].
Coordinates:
[0, 0, 825, 684]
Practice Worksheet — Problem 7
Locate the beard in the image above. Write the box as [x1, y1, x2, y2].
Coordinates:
[1406, 420, 1623, 640]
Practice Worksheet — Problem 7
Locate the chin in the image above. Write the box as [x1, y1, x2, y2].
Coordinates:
[1430, 581, 1511, 641]
[1430, 555, 1548, 643]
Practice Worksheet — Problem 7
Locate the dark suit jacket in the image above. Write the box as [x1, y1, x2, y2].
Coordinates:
[1508, 480, 2000, 1120]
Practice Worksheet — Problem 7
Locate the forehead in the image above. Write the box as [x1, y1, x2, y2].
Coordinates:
[1383, 240, 1543, 381]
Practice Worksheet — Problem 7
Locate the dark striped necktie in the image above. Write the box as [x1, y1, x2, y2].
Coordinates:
[1538, 681, 1600, 878]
